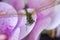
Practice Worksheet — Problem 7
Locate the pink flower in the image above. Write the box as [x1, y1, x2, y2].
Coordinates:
[2, 0, 60, 40]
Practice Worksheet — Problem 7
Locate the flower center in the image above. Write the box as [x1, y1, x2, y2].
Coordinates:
[19, 8, 36, 25]
[25, 4, 35, 25]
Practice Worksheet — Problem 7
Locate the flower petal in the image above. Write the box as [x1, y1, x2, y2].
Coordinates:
[55, 4, 60, 37]
[3, 0, 25, 10]
[46, 4, 60, 30]
[0, 2, 18, 36]
[9, 27, 20, 40]
[56, 25, 60, 37]
[23, 15, 51, 40]
[28, 0, 55, 11]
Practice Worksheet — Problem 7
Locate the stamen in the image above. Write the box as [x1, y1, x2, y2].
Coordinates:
[24, 5, 34, 25]
[19, 8, 36, 31]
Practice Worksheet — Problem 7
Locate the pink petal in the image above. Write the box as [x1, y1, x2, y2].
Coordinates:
[3, 0, 25, 11]
[46, 4, 60, 30]
[35, 5, 55, 30]
[0, 2, 18, 37]
[10, 27, 20, 40]
[28, 0, 55, 11]
[55, 4, 60, 37]
[56, 25, 60, 37]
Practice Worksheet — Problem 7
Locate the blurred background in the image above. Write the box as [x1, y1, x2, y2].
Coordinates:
[40, 29, 58, 40]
